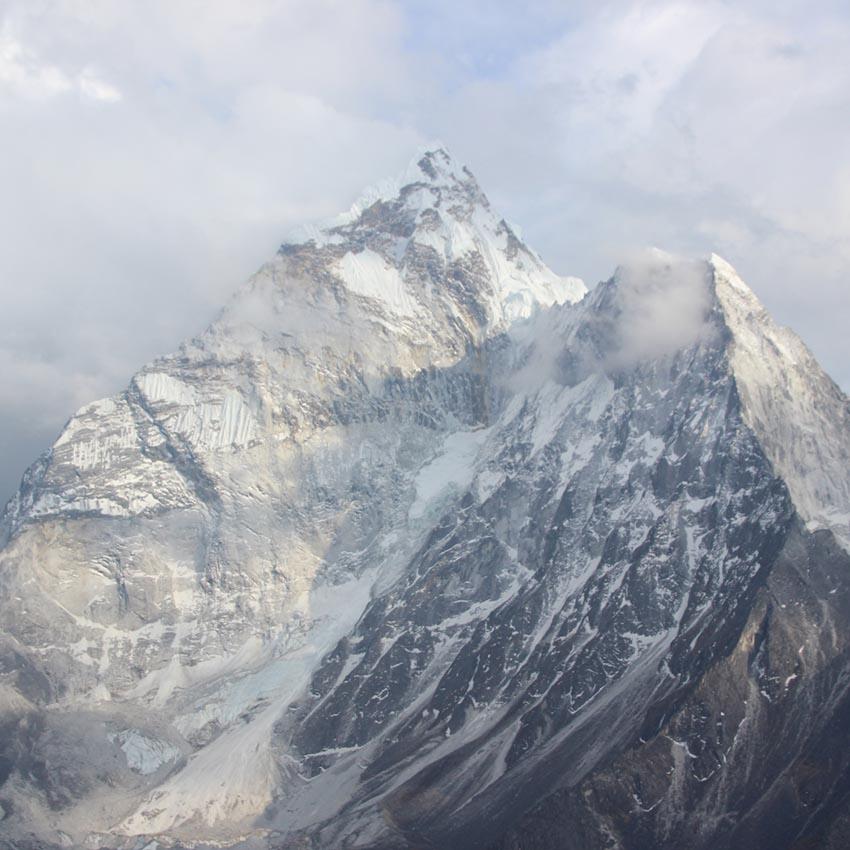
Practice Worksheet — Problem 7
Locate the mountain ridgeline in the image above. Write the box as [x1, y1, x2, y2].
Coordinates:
[2, 148, 850, 849]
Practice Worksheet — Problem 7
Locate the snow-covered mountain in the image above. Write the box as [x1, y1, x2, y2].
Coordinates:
[2, 148, 850, 850]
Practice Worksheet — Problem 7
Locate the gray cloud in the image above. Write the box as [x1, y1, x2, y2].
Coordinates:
[1, 0, 849, 504]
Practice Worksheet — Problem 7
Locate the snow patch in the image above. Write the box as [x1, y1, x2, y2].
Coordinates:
[334, 249, 417, 317]
[110, 730, 180, 775]
[120, 569, 379, 835]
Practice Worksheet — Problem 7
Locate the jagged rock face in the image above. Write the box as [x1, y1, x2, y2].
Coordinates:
[1, 150, 849, 850]
[489, 524, 850, 850]
[270, 256, 797, 850]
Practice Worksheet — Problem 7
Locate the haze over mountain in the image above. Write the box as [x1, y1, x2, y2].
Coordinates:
[2, 149, 850, 850]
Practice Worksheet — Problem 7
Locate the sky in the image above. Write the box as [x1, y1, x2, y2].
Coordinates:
[1, 0, 849, 505]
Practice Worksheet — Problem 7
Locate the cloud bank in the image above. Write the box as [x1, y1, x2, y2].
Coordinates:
[1, 0, 849, 503]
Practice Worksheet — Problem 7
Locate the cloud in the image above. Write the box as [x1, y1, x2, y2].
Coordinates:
[78, 66, 121, 102]
[0, 27, 121, 102]
[0, 29, 73, 98]
[429, 0, 850, 383]
[0, 0, 849, 505]
[609, 249, 715, 368]
[0, 0, 424, 503]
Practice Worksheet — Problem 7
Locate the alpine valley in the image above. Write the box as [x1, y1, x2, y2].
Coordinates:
[3, 148, 850, 850]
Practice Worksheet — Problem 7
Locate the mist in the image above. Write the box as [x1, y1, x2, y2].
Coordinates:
[611, 250, 716, 368]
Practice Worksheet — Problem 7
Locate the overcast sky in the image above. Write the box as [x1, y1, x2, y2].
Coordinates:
[1, 0, 849, 505]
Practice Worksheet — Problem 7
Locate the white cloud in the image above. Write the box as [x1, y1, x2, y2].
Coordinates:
[432, 0, 850, 381]
[0, 27, 121, 103]
[0, 29, 73, 98]
[78, 66, 121, 102]
[610, 249, 715, 368]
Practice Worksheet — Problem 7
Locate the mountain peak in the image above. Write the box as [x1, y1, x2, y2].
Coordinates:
[403, 143, 474, 188]
[279, 148, 585, 327]
[708, 252, 850, 545]
[284, 144, 484, 247]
